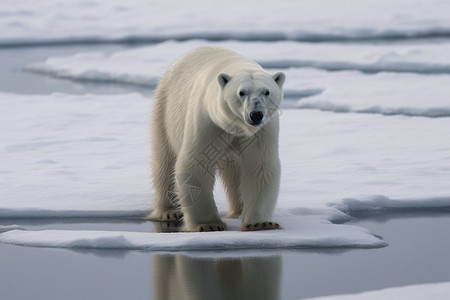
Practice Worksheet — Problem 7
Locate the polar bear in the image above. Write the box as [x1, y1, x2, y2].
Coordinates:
[149, 47, 285, 232]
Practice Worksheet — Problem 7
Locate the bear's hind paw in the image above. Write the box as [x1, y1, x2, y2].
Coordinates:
[147, 210, 183, 222]
[162, 210, 184, 221]
[240, 221, 281, 231]
[189, 223, 227, 232]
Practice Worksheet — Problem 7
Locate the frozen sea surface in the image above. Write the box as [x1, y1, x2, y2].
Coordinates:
[2, 91, 450, 250]
[1, 1, 450, 298]
[2, 0, 450, 46]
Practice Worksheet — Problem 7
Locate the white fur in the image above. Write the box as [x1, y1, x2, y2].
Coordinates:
[150, 47, 285, 231]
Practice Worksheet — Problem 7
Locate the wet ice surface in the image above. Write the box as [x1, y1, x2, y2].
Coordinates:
[1, 214, 449, 300]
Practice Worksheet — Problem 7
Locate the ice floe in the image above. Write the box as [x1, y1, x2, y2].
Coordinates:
[0, 216, 386, 250]
[2, 0, 450, 46]
[25, 40, 450, 117]
[26, 40, 450, 83]
[293, 69, 450, 117]
[331, 195, 450, 214]
[304, 282, 450, 300]
[0, 225, 24, 233]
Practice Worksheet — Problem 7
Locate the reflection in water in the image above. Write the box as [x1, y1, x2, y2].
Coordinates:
[152, 221, 182, 233]
[153, 254, 282, 300]
[152, 220, 282, 300]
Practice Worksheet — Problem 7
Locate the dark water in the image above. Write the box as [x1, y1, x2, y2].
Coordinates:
[1, 46, 450, 300]
[1, 214, 450, 300]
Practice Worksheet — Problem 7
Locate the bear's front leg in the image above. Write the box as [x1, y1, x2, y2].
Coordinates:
[239, 136, 282, 231]
[175, 152, 226, 232]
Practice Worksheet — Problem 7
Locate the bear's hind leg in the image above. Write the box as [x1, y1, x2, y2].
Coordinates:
[148, 100, 182, 221]
[149, 145, 183, 221]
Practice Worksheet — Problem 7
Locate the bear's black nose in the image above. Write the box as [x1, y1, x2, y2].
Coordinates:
[249, 111, 264, 125]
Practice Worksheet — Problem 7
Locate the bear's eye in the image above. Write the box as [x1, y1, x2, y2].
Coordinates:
[239, 91, 246, 97]
[264, 90, 270, 96]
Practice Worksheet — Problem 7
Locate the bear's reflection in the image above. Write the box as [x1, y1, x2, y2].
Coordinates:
[151, 222, 282, 300]
[153, 254, 282, 300]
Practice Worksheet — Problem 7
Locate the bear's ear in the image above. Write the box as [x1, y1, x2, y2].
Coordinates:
[218, 73, 232, 88]
[272, 72, 285, 88]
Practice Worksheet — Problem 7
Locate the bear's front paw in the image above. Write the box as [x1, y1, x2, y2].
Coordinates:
[240, 221, 281, 231]
[187, 223, 227, 232]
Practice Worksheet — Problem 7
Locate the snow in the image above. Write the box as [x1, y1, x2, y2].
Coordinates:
[304, 282, 450, 300]
[26, 40, 450, 117]
[2, 0, 450, 46]
[1, 92, 450, 250]
[294, 70, 450, 117]
[279, 110, 450, 209]
[0, 92, 151, 217]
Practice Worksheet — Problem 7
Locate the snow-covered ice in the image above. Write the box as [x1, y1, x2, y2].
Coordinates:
[0, 92, 151, 217]
[1, 0, 450, 253]
[293, 70, 450, 117]
[332, 195, 450, 214]
[26, 40, 450, 117]
[280, 110, 450, 208]
[304, 282, 450, 300]
[2, 0, 450, 46]
[1, 91, 450, 250]
[0, 216, 386, 250]
[0, 225, 24, 233]
[26, 40, 450, 82]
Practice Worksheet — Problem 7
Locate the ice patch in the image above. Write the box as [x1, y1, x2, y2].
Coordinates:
[26, 40, 450, 82]
[25, 41, 450, 117]
[0, 225, 24, 233]
[304, 282, 450, 300]
[294, 70, 450, 117]
[0, 216, 386, 250]
[330, 195, 450, 214]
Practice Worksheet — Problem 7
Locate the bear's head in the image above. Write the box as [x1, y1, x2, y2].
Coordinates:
[217, 71, 285, 136]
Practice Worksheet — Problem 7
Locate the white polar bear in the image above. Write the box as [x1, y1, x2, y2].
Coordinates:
[150, 47, 285, 232]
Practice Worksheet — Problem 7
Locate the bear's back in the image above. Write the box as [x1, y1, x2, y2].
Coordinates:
[153, 47, 262, 152]
[167, 47, 261, 84]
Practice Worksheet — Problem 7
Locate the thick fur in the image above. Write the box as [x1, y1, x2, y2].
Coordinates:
[149, 47, 285, 232]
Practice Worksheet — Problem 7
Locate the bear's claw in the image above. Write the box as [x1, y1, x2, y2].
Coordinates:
[193, 223, 227, 232]
[241, 221, 281, 231]
[162, 210, 183, 221]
